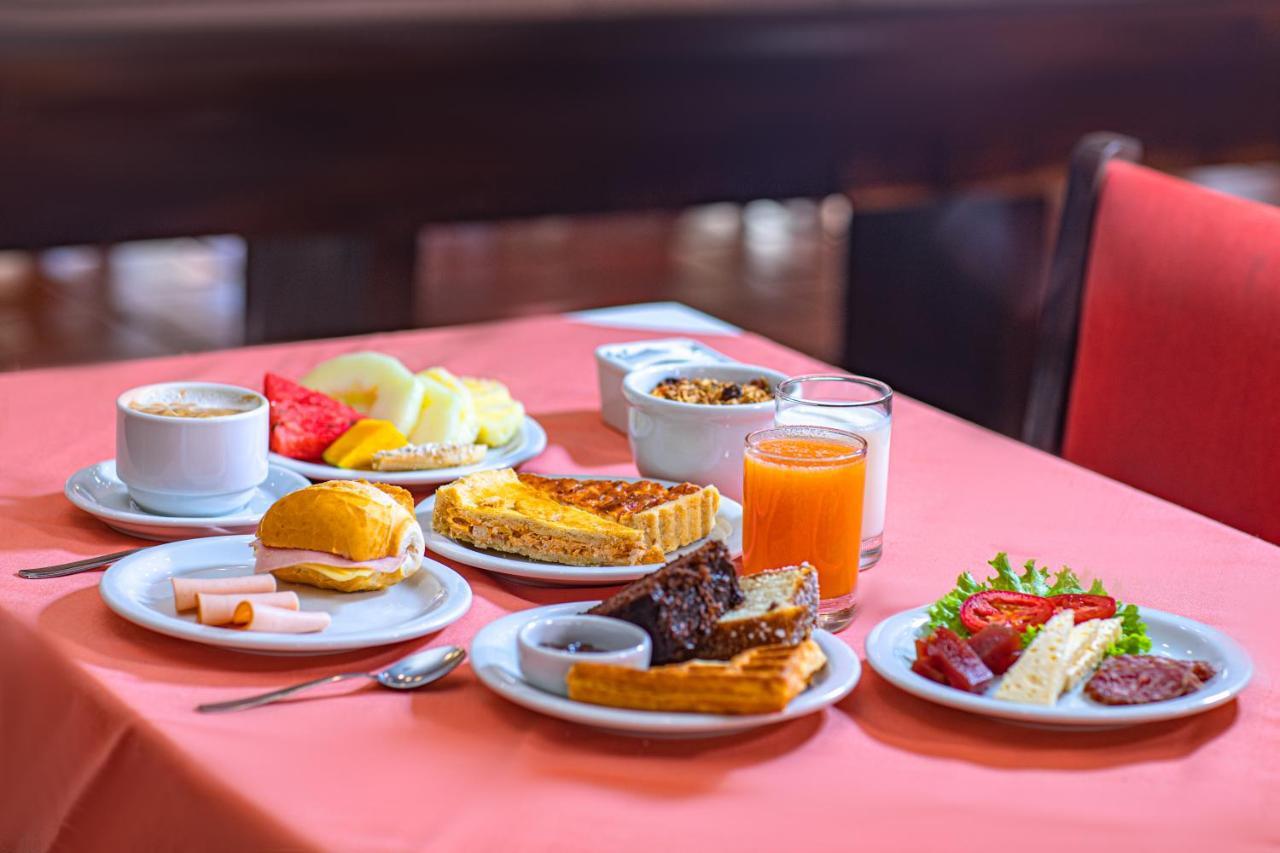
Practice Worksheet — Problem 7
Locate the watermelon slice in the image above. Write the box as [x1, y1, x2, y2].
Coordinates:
[264, 373, 362, 461]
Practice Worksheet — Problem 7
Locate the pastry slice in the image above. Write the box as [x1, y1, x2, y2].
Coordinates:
[371, 442, 487, 471]
[431, 468, 660, 565]
[693, 564, 819, 660]
[518, 473, 719, 554]
[566, 639, 827, 715]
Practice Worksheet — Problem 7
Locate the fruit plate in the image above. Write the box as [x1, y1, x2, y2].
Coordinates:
[472, 602, 860, 737]
[417, 477, 743, 586]
[99, 535, 472, 654]
[65, 461, 310, 541]
[864, 604, 1253, 728]
[268, 416, 547, 486]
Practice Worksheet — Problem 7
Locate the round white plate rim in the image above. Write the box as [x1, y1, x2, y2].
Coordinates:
[99, 535, 473, 653]
[418, 479, 743, 585]
[268, 416, 546, 485]
[66, 460, 310, 528]
[865, 604, 1253, 727]
[471, 601, 860, 735]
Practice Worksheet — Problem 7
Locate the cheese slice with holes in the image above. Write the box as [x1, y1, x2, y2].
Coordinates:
[994, 610, 1074, 705]
[1062, 617, 1123, 693]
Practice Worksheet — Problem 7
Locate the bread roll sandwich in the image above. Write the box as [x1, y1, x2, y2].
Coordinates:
[252, 480, 424, 592]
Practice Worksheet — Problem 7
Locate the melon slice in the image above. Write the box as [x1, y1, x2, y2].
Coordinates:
[264, 373, 362, 461]
[409, 367, 480, 445]
[300, 352, 425, 434]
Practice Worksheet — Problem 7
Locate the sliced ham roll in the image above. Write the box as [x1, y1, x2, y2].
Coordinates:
[232, 602, 331, 634]
[196, 591, 300, 626]
[172, 575, 277, 612]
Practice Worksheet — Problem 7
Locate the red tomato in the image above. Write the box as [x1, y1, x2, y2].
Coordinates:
[1049, 593, 1117, 623]
[959, 590, 1054, 634]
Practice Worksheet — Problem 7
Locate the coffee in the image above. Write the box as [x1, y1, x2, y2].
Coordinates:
[129, 397, 256, 419]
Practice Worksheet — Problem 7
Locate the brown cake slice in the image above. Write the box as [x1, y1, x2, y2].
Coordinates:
[587, 540, 743, 664]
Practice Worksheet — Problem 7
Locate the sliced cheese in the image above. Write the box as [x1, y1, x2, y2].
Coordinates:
[994, 610, 1074, 705]
[1061, 617, 1122, 693]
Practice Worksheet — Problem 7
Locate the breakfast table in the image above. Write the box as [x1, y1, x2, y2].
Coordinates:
[2, 307, 1276, 851]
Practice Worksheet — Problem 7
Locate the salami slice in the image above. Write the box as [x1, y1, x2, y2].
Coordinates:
[1084, 655, 1216, 705]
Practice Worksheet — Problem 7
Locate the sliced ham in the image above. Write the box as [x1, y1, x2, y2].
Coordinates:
[251, 539, 418, 576]
[172, 574, 276, 612]
[196, 591, 300, 626]
[233, 601, 331, 633]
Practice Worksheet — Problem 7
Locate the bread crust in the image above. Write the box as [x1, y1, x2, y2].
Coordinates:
[271, 563, 413, 593]
[257, 480, 418, 562]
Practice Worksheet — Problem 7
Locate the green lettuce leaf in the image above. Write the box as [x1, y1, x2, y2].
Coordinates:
[1108, 602, 1152, 655]
[922, 552, 1152, 657]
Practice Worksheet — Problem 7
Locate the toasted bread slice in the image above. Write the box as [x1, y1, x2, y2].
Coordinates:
[694, 564, 819, 660]
[566, 639, 827, 714]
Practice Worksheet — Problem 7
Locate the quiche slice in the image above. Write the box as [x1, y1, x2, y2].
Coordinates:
[431, 468, 720, 566]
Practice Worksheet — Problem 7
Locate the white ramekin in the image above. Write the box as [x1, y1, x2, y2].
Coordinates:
[517, 614, 652, 696]
[622, 362, 789, 500]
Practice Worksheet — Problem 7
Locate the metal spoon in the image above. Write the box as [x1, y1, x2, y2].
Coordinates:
[196, 646, 467, 714]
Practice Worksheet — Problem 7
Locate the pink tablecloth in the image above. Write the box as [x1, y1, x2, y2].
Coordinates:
[2, 314, 1276, 852]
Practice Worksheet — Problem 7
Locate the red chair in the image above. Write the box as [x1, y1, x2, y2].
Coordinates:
[1025, 133, 1280, 543]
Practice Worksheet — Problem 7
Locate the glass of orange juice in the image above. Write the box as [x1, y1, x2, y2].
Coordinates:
[742, 425, 866, 632]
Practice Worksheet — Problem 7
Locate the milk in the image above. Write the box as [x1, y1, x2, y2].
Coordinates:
[775, 405, 891, 544]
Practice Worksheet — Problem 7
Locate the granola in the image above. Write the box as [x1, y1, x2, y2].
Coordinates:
[649, 376, 773, 405]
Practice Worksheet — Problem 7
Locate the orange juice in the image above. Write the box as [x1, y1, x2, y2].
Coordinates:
[742, 427, 866, 622]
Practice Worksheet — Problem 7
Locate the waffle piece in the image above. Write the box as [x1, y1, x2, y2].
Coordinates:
[588, 540, 742, 664]
[566, 639, 827, 714]
[371, 442, 487, 471]
[694, 564, 819, 660]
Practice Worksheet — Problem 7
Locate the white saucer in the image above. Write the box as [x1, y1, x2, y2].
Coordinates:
[66, 461, 310, 541]
[865, 604, 1253, 728]
[99, 535, 472, 654]
[471, 602, 860, 737]
[418, 477, 743, 586]
[269, 416, 547, 486]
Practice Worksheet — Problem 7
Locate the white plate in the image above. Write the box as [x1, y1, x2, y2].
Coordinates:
[471, 602, 860, 736]
[66, 461, 310, 541]
[269, 416, 547, 486]
[418, 478, 743, 586]
[865, 605, 1253, 728]
[99, 535, 472, 654]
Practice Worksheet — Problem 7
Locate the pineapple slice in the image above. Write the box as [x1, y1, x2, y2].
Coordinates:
[462, 377, 525, 447]
[409, 367, 480, 445]
[301, 352, 425, 435]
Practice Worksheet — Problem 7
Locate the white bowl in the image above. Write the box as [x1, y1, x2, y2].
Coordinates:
[516, 615, 652, 696]
[622, 363, 789, 500]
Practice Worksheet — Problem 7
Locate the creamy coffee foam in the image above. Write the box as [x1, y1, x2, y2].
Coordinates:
[128, 387, 259, 419]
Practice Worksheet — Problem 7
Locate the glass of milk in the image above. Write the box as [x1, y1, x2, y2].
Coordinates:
[774, 375, 893, 570]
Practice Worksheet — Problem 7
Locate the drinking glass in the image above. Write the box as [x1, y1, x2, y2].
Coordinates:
[774, 375, 892, 570]
[742, 425, 866, 632]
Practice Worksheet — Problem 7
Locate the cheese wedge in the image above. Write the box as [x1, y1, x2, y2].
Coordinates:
[994, 610, 1074, 705]
[1061, 617, 1122, 693]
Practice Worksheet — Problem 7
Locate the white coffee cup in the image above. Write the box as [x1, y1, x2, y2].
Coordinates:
[622, 363, 788, 501]
[116, 382, 269, 517]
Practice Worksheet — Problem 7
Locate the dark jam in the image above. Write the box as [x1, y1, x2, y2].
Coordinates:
[541, 640, 608, 654]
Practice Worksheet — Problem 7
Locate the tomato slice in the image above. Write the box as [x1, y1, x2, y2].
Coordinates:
[1048, 593, 1117, 623]
[959, 590, 1054, 634]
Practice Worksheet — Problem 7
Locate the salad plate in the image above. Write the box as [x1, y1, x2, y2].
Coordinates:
[66, 461, 310, 541]
[99, 535, 472, 654]
[418, 480, 743, 586]
[471, 602, 860, 737]
[269, 415, 546, 486]
[866, 554, 1253, 728]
